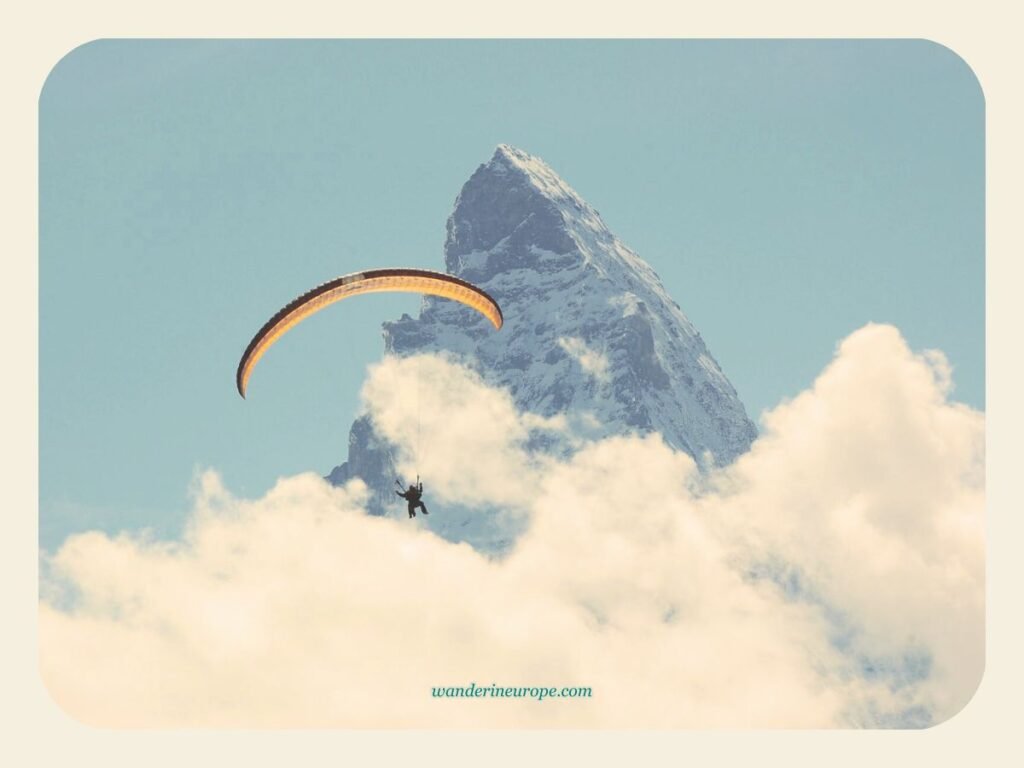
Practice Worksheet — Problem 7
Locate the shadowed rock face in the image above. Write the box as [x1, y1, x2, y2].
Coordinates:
[325, 415, 398, 509]
[444, 157, 577, 276]
[329, 144, 757, 551]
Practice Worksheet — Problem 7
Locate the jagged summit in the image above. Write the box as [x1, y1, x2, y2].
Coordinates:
[330, 145, 757, 551]
[488, 144, 605, 225]
[444, 144, 587, 274]
[446, 145, 668, 295]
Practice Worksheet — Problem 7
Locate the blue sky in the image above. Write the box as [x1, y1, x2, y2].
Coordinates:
[39, 39, 984, 548]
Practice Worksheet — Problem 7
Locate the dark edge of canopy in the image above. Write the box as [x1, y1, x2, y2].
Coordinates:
[236, 268, 504, 398]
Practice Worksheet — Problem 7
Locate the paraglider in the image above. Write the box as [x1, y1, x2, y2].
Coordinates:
[395, 477, 428, 518]
[236, 266, 503, 522]
[235, 267, 503, 398]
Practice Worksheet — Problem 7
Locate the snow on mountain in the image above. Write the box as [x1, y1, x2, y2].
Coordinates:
[328, 144, 757, 550]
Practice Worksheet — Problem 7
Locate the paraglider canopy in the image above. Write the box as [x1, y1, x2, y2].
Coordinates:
[236, 267, 503, 398]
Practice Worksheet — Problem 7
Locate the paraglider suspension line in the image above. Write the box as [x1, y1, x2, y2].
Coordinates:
[415, 354, 422, 475]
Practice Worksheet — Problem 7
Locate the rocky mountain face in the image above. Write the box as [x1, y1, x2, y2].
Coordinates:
[328, 144, 757, 550]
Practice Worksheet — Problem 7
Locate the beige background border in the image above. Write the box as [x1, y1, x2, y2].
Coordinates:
[4, 1, 1019, 765]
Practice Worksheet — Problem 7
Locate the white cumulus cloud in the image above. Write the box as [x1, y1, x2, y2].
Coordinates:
[38, 324, 984, 729]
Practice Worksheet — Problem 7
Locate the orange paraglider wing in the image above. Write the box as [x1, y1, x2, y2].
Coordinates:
[236, 268, 503, 398]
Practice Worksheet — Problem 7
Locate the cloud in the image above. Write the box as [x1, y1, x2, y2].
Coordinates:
[38, 324, 984, 728]
[359, 354, 558, 510]
[557, 336, 610, 381]
[705, 324, 985, 723]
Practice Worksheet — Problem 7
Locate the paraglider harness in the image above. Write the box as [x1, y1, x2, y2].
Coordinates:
[396, 477, 429, 518]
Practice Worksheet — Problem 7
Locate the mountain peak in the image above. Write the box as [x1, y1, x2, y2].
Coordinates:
[488, 144, 601, 219]
[444, 145, 610, 275]
[490, 143, 551, 175]
[491, 142, 525, 164]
